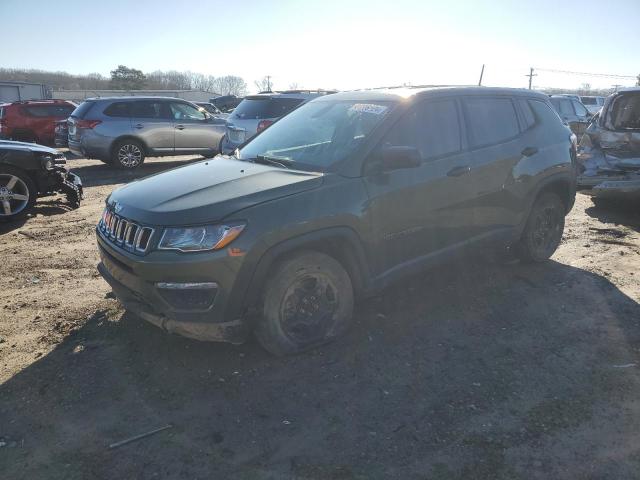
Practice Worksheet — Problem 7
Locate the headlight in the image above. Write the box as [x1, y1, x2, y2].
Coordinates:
[158, 223, 245, 252]
[41, 155, 54, 170]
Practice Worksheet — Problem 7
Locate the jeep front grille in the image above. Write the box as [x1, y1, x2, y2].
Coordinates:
[99, 208, 154, 255]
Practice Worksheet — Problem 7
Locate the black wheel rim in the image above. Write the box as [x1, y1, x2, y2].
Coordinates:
[280, 274, 339, 345]
[530, 204, 562, 258]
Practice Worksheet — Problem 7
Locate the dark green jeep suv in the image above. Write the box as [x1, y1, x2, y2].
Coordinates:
[97, 87, 576, 355]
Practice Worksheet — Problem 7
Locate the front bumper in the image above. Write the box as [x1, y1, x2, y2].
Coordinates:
[96, 233, 249, 344]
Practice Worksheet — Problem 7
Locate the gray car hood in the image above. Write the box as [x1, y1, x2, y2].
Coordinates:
[108, 157, 323, 225]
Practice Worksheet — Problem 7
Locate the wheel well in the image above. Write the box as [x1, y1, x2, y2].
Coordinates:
[538, 179, 572, 213]
[246, 233, 369, 311]
[111, 136, 148, 157]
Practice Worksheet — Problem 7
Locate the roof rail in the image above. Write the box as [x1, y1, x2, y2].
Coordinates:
[257, 89, 338, 95]
[11, 99, 70, 105]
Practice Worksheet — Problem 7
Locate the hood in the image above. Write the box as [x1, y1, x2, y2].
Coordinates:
[108, 157, 324, 225]
[0, 140, 59, 155]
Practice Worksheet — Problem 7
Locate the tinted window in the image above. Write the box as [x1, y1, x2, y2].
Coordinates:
[572, 100, 589, 116]
[580, 97, 597, 105]
[131, 101, 167, 119]
[103, 102, 131, 117]
[71, 101, 95, 118]
[384, 99, 461, 159]
[551, 98, 574, 116]
[518, 99, 536, 130]
[610, 93, 640, 130]
[464, 97, 519, 147]
[170, 102, 206, 121]
[528, 99, 566, 133]
[233, 97, 304, 120]
[23, 104, 75, 117]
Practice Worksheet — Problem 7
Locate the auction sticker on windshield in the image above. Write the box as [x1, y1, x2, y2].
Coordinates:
[348, 104, 388, 115]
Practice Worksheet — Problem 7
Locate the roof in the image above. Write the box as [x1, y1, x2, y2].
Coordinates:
[316, 86, 548, 102]
[82, 96, 188, 102]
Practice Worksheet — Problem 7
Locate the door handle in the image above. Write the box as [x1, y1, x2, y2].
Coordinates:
[134, 123, 144, 129]
[175, 125, 185, 130]
[521, 146, 538, 157]
[446, 165, 471, 177]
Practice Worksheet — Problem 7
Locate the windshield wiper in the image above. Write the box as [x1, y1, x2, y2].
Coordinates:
[253, 154, 293, 169]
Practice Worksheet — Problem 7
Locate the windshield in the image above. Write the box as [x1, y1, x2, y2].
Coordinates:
[238, 100, 394, 170]
[233, 97, 304, 120]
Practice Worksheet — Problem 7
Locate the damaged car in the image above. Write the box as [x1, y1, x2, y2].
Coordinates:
[0, 140, 82, 222]
[577, 88, 640, 203]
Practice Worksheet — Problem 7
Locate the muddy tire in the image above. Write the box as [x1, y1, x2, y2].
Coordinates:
[255, 251, 354, 356]
[111, 139, 145, 169]
[0, 166, 37, 223]
[516, 192, 565, 263]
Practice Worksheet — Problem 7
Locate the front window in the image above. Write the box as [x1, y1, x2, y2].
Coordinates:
[238, 99, 394, 170]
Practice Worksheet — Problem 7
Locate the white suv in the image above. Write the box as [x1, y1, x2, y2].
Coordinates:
[220, 90, 336, 154]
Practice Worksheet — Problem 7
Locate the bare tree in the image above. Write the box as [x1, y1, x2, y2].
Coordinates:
[254, 76, 273, 92]
[288, 82, 300, 90]
[213, 76, 248, 96]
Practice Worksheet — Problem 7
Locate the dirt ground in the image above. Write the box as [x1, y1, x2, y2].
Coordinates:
[1, 155, 639, 479]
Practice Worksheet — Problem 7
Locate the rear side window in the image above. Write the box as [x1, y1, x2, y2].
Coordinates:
[550, 98, 574, 116]
[580, 97, 597, 105]
[464, 97, 519, 147]
[103, 102, 131, 117]
[131, 101, 168, 119]
[23, 104, 75, 117]
[518, 99, 536, 130]
[233, 97, 304, 119]
[71, 101, 95, 118]
[572, 101, 589, 116]
[383, 99, 461, 160]
[528, 99, 566, 133]
[609, 93, 640, 130]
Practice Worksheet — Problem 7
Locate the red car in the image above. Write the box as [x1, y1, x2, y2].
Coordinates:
[0, 100, 76, 145]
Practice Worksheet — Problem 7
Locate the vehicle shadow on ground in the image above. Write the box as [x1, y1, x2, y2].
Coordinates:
[0, 199, 76, 235]
[66, 156, 204, 188]
[2, 258, 640, 479]
[585, 201, 640, 233]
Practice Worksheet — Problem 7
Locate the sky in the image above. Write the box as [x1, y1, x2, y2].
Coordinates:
[1, 0, 638, 92]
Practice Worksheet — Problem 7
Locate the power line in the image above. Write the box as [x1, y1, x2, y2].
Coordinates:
[534, 68, 636, 79]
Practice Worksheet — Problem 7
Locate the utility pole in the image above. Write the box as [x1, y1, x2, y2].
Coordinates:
[526, 67, 537, 90]
[478, 64, 485, 86]
[612, 84, 622, 92]
[266, 75, 272, 92]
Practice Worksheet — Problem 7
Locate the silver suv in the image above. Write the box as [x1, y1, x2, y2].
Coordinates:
[68, 97, 226, 168]
[220, 90, 336, 154]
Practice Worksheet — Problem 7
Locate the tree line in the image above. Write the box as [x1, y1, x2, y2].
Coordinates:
[0, 66, 249, 96]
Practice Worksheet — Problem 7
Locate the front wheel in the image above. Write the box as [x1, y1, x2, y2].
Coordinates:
[111, 139, 145, 169]
[255, 251, 354, 356]
[516, 192, 565, 263]
[0, 166, 37, 223]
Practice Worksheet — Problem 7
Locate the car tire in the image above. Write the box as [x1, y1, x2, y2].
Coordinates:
[255, 251, 354, 356]
[0, 165, 37, 223]
[111, 139, 145, 169]
[516, 192, 565, 263]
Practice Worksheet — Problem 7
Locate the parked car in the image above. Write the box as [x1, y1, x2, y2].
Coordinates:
[194, 102, 228, 120]
[580, 96, 606, 115]
[577, 87, 640, 202]
[54, 119, 68, 148]
[0, 140, 82, 222]
[549, 95, 592, 137]
[219, 90, 336, 154]
[67, 97, 227, 169]
[0, 100, 76, 145]
[210, 95, 243, 113]
[96, 86, 576, 355]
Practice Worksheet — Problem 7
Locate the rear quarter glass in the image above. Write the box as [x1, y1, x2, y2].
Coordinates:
[71, 101, 96, 119]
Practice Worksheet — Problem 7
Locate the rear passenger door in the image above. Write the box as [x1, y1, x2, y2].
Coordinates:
[364, 98, 478, 275]
[130, 100, 174, 153]
[461, 96, 526, 236]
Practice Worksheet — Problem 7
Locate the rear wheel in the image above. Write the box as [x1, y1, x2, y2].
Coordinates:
[255, 251, 354, 356]
[516, 192, 565, 262]
[111, 139, 145, 169]
[0, 166, 37, 223]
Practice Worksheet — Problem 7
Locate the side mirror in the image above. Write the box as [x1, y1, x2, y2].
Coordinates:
[377, 146, 421, 171]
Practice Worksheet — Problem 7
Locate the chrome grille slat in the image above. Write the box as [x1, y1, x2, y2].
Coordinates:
[98, 207, 154, 255]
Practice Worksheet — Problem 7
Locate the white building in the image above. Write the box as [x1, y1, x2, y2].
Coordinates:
[53, 89, 218, 103]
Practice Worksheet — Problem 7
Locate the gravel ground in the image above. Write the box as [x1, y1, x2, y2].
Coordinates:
[1, 155, 639, 479]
